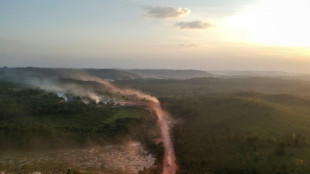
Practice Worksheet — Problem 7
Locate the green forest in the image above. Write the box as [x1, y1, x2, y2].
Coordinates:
[125, 78, 310, 174]
[0, 81, 155, 149]
[2, 68, 310, 173]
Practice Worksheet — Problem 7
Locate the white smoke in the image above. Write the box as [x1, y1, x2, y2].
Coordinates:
[87, 90, 101, 104]
[56, 92, 68, 102]
[16, 77, 105, 104]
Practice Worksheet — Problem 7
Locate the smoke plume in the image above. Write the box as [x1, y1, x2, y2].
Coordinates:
[2, 70, 177, 173]
[75, 74, 178, 174]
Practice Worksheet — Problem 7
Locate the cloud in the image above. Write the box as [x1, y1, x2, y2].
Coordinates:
[178, 43, 200, 47]
[175, 21, 213, 29]
[145, 7, 190, 18]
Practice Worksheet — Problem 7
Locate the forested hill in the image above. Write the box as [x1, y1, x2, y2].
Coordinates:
[124, 69, 213, 79]
[0, 67, 142, 81]
[0, 67, 214, 81]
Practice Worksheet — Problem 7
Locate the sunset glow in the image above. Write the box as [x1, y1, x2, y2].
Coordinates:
[226, 0, 310, 47]
[1, 0, 310, 72]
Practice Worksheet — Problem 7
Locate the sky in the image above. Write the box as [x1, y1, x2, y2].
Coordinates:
[1, 0, 310, 73]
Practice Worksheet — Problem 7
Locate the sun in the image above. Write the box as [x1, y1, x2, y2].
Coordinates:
[226, 0, 310, 47]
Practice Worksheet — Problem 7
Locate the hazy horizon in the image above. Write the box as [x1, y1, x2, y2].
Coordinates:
[2, 66, 307, 76]
[1, 0, 310, 73]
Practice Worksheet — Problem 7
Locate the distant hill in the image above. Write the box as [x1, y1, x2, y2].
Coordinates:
[0, 68, 214, 81]
[295, 74, 310, 81]
[0, 67, 142, 81]
[211, 71, 295, 77]
[116, 77, 310, 97]
[125, 69, 213, 79]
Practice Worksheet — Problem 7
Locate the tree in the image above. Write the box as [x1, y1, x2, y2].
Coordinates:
[275, 142, 286, 156]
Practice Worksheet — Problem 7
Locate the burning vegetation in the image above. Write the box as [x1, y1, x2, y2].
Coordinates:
[0, 74, 178, 174]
